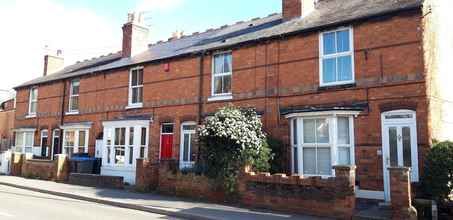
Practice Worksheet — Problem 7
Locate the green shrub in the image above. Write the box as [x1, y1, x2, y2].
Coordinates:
[197, 105, 272, 194]
[267, 137, 286, 174]
[421, 141, 453, 203]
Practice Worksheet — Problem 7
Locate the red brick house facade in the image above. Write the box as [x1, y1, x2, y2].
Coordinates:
[12, 0, 452, 202]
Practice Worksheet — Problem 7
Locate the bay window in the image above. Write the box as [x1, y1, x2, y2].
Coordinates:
[211, 52, 232, 99]
[290, 114, 355, 177]
[320, 27, 354, 86]
[62, 129, 89, 157]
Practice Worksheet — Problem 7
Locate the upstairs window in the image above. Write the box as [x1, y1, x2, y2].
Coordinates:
[69, 79, 80, 112]
[128, 67, 144, 107]
[28, 87, 38, 116]
[320, 28, 354, 86]
[212, 52, 232, 97]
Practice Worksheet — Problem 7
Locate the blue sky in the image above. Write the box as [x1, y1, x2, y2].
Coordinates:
[0, 0, 281, 101]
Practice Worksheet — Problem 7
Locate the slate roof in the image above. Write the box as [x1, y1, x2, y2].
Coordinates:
[16, 0, 423, 89]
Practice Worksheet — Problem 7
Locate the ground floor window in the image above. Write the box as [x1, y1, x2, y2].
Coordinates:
[103, 120, 149, 168]
[62, 129, 89, 157]
[14, 130, 35, 153]
[290, 114, 355, 177]
[180, 122, 197, 169]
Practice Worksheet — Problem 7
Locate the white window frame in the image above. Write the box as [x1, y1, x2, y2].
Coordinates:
[319, 27, 355, 87]
[102, 120, 149, 168]
[179, 122, 197, 169]
[68, 79, 80, 114]
[28, 87, 38, 117]
[209, 51, 233, 100]
[288, 111, 358, 178]
[127, 66, 144, 109]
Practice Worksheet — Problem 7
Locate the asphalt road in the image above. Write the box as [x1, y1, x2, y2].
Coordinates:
[0, 185, 182, 220]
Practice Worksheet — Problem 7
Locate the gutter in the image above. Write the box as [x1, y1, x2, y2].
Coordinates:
[14, 4, 423, 90]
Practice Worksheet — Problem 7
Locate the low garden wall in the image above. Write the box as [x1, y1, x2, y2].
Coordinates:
[10, 153, 69, 182]
[136, 160, 357, 219]
[238, 165, 356, 219]
[68, 173, 124, 189]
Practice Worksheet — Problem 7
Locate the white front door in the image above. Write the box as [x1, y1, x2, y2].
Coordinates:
[179, 122, 197, 169]
[381, 110, 419, 202]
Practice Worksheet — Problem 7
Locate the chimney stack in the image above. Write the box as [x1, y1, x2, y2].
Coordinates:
[122, 12, 150, 58]
[282, 0, 317, 21]
[43, 50, 64, 76]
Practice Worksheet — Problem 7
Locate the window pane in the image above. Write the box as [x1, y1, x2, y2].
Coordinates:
[182, 125, 196, 131]
[214, 76, 222, 95]
[338, 147, 350, 165]
[292, 119, 298, 145]
[316, 119, 329, 143]
[132, 88, 138, 103]
[337, 56, 352, 81]
[129, 127, 134, 145]
[138, 87, 143, 103]
[140, 147, 145, 158]
[107, 147, 111, 164]
[337, 117, 350, 145]
[162, 124, 173, 134]
[115, 147, 125, 165]
[71, 80, 80, 95]
[183, 133, 190, 161]
[336, 30, 350, 53]
[402, 127, 412, 167]
[214, 55, 224, 74]
[303, 148, 316, 174]
[322, 58, 336, 83]
[141, 127, 147, 145]
[107, 129, 112, 146]
[16, 133, 24, 147]
[317, 148, 331, 175]
[129, 146, 134, 165]
[131, 70, 138, 86]
[115, 128, 126, 145]
[303, 119, 315, 143]
[223, 53, 232, 73]
[323, 32, 336, 55]
[222, 75, 232, 94]
[70, 96, 79, 111]
[389, 127, 398, 166]
[65, 131, 75, 147]
[78, 130, 86, 147]
[293, 147, 298, 173]
[25, 132, 33, 146]
[137, 69, 143, 85]
[30, 102, 37, 113]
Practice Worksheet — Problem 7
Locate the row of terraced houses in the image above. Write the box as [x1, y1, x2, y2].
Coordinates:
[11, 0, 453, 203]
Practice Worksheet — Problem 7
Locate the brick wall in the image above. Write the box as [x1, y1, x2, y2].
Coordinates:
[11, 153, 69, 181]
[14, 9, 430, 192]
[68, 173, 124, 189]
[238, 165, 356, 219]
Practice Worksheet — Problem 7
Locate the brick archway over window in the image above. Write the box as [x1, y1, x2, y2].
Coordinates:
[379, 101, 417, 113]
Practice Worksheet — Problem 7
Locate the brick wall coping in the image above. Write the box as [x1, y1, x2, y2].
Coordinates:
[332, 165, 357, 170]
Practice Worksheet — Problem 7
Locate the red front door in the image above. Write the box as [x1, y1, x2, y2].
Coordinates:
[160, 134, 173, 159]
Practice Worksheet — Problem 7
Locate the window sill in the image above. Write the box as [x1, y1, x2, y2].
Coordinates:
[125, 104, 143, 110]
[318, 82, 356, 91]
[207, 95, 233, 102]
[25, 114, 36, 119]
[65, 111, 79, 116]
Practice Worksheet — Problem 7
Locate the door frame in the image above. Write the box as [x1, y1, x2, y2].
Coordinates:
[40, 129, 48, 157]
[381, 109, 419, 202]
[159, 123, 174, 160]
[51, 129, 60, 160]
[179, 122, 196, 169]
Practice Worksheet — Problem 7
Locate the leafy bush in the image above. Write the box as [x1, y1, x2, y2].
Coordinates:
[421, 141, 453, 203]
[267, 137, 286, 174]
[197, 105, 272, 194]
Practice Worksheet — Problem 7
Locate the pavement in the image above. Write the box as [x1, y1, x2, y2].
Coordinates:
[0, 185, 181, 220]
[0, 175, 331, 220]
